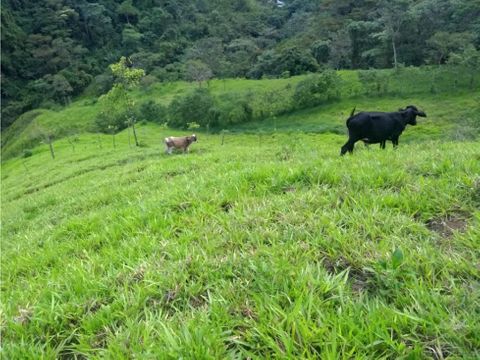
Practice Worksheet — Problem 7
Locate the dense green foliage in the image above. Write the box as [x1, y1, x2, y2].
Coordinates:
[2, 0, 479, 128]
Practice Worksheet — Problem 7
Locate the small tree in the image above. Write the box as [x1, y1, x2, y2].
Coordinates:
[185, 60, 213, 87]
[34, 122, 55, 160]
[448, 46, 480, 89]
[311, 40, 331, 65]
[101, 57, 145, 146]
[374, 0, 412, 69]
[108, 125, 118, 149]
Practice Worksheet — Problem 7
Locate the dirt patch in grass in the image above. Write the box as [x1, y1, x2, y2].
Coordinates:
[189, 291, 209, 309]
[221, 201, 234, 213]
[281, 185, 296, 193]
[426, 214, 468, 238]
[164, 169, 187, 179]
[13, 307, 33, 325]
[171, 202, 192, 212]
[84, 299, 104, 315]
[322, 256, 372, 293]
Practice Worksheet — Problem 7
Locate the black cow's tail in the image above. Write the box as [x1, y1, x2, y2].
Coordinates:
[346, 106, 356, 127]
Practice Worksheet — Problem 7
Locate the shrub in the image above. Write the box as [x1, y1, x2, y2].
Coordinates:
[140, 75, 157, 89]
[90, 73, 114, 96]
[292, 70, 342, 109]
[94, 109, 129, 133]
[358, 69, 390, 96]
[168, 88, 215, 129]
[212, 94, 253, 127]
[22, 149, 33, 158]
[137, 100, 167, 123]
[248, 46, 318, 79]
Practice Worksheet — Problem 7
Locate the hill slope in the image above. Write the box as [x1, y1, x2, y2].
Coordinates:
[2, 66, 479, 160]
[2, 124, 480, 357]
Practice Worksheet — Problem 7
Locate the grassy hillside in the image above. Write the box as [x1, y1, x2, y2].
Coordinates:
[2, 66, 479, 160]
[2, 119, 480, 357]
[2, 65, 480, 357]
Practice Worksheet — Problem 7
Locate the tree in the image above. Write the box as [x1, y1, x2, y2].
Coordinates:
[185, 37, 226, 77]
[375, 0, 412, 69]
[427, 32, 472, 64]
[311, 40, 331, 65]
[122, 25, 142, 51]
[50, 74, 73, 104]
[328, 29, 352, 69]
[117, 0, 139, 25]
[184, 60, 213, 86]
[33, 122, 55, 160]
[225, 38, 258, 77]
[100, 57, 145, 146]
[448, 45, 480, 88]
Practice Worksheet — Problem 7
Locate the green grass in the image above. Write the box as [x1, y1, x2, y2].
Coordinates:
[2, 121, 480, 358]
[2, 66, 480, 357]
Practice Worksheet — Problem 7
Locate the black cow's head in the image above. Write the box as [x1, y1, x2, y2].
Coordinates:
[401, 105, 427, 125]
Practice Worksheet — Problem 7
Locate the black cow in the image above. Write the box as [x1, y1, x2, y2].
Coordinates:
[340, 105, 426, 156]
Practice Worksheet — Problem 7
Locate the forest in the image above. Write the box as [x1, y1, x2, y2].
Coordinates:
[2, 0, 480, 129]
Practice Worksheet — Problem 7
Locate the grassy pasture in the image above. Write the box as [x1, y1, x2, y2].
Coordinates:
[1, 65, 480, 358]
[1, 121, 480, 358]
[2, 66, 479, 160]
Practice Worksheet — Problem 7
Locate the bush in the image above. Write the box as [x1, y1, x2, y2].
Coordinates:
[168, 88, 215, 129]
[94, 109, 129, 133]
[140, 75, 157, 89]
[292, 70, 342, 109]
[358, 69, 390, 96]
[212, 94, 253, 127]
[152, 63, 184, 82]
[90, 73, 114, 96]
[137, 100, 167, 123]
[248, 46, 318, 79]
[22, 149, 33, 158]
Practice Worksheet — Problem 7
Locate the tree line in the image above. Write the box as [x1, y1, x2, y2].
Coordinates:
[2, 0, 479, 129]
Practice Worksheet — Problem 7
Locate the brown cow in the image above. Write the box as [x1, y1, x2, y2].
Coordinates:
[164, 134, 197, 154]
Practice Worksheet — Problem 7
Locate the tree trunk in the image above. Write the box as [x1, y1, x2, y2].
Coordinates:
[392, 36, 398, 69]
[48, 141, 55, 159]
[131, 119, 139, 146]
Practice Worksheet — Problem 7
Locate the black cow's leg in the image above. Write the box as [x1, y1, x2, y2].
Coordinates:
[341, 138, 356, 156]
[380, 141, 386, 149]
[392, 138, 399, 148]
